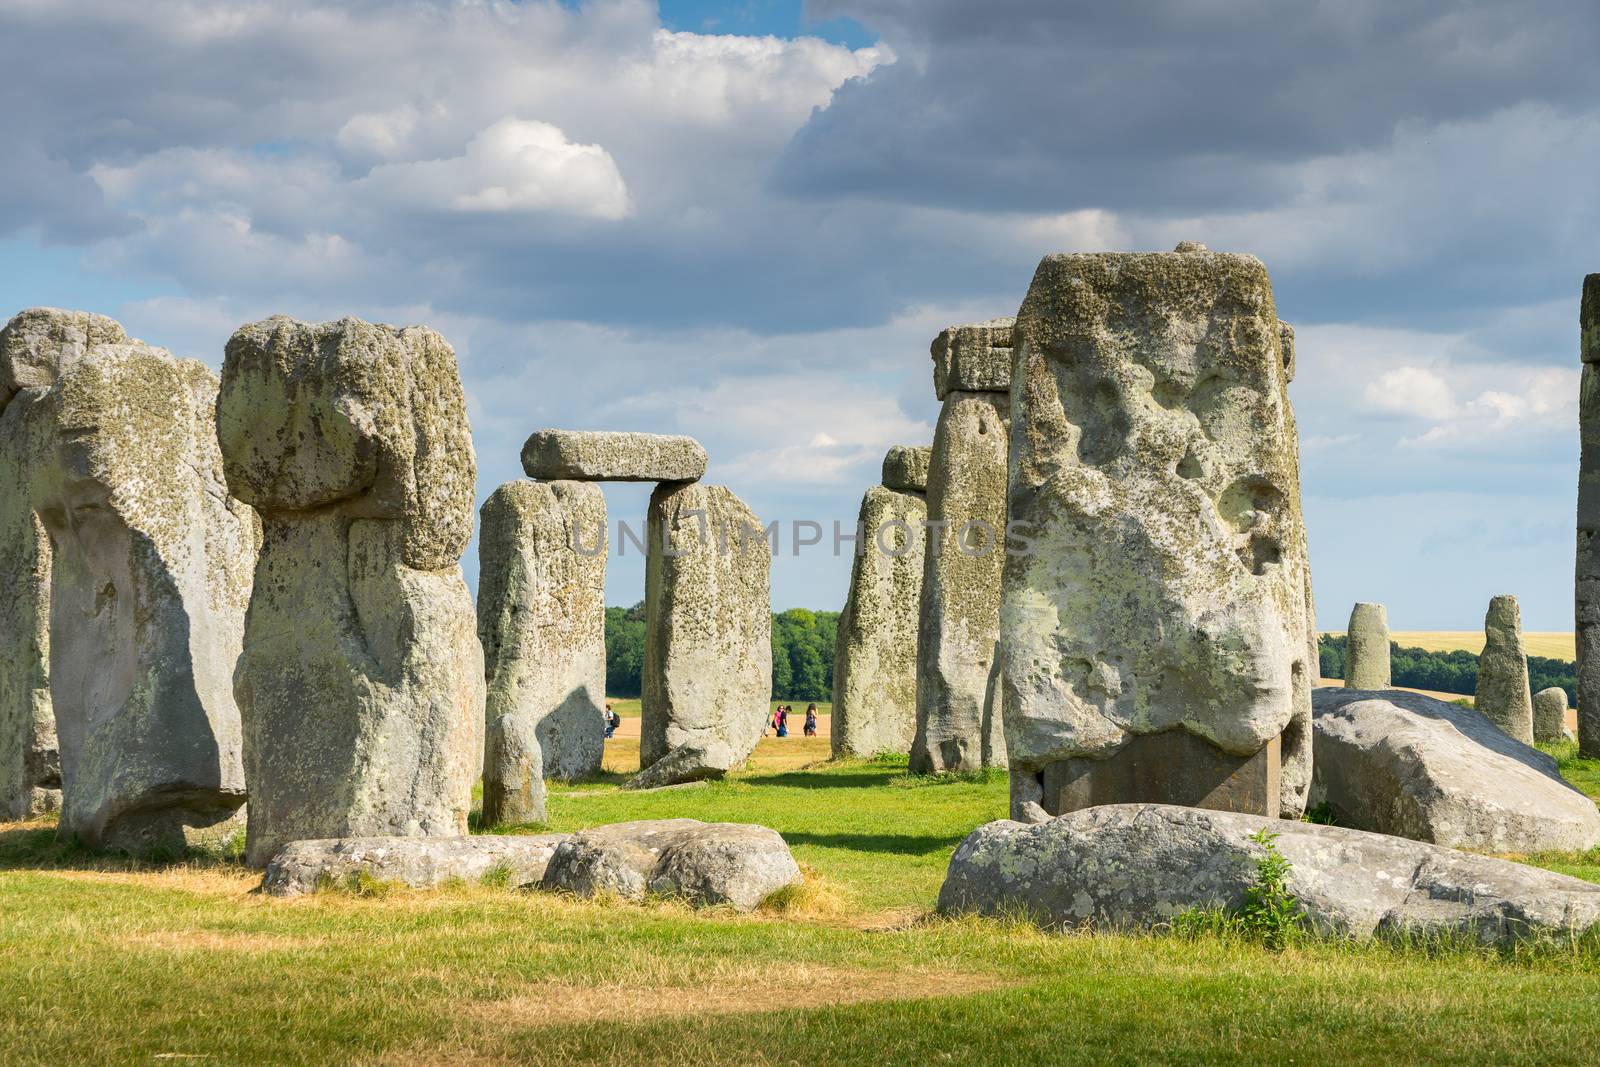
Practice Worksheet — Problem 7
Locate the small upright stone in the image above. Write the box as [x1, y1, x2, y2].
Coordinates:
[881, 445, 932, 493]
[633, 483, 771, 788]
[1533, 687, 1571, 744]
[832, 483, 927, 758]
[477, 479, 607, 828]
[1476, 594, 1535, 745]
[521, 429, 707, 483]
[219, 316, 483, 866]
[1578, 274, 1600, 758]
[931, 317, 1014, 400]
[1343, 603, 1390, 690]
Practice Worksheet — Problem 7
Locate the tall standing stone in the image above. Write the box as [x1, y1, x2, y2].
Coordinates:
[633, 482, 771, 789]
[1533, 687, 1571, 744]
[1343, 602, 1391, 690]
[1476, 594, 1534, 745]
[1578, 274, 1600, 758]
[912, 320, 1013, 775]
[478, 479, 607, 826]
[1, 308, 256, 849]
[219, 316, 483, 866]
[832, 477, 927, 758]
[1002, 246, 1315, 821]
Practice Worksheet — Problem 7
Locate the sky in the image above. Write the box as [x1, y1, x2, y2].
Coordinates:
[1, 0, 1595, 629]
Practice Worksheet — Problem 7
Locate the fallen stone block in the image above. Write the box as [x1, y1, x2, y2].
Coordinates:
[262, 834, 570, 897]
[521, 428, 707, 483]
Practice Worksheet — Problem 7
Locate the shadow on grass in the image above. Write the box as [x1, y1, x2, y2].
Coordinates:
[742, 769, 907, 791]
[0, 822, 248, 873]
[782, 831, 969, 857]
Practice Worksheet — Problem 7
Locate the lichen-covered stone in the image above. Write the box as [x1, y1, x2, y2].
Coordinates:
[478, 480, 607, 821]
[931, 317, 1014, 400]
[1278, 321, 1297, 383]
[881, 445, 931, 493]
[1534, 686, 1572, 743]
[1312, 688, 1599, 852]
[1476, 594, 1534, 745]
[635, 483, 770, 788]
[938, 804, 1600, 947]
[1578, 274, 1600, 758]
[912, 389, 1009, 774]
[220, 316, 482, 867]
[540, 818, 800, 911]
[1343, 602, 1390, 690]
[1001, 249, 1314, 819]
[0, 309, 256, 849]
[832, 485, 926, 758]
[521, 429, 707, 483]
[262, 833, 570, 897]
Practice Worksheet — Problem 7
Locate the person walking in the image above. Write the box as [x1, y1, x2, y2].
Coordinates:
[775, 705, 789, 738]
[804, 703, 818, 737]
[604, 703, 617, 739]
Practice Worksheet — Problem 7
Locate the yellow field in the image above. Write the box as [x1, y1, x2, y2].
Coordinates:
[1324, 631, 1576, 661]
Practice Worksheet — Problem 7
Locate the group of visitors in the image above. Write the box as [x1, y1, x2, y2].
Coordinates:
[767, 703, 819, 738]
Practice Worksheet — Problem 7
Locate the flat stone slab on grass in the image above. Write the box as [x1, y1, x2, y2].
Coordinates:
[263, 834, 569, 897]
[521, 429, 707, 483]
[542, 818, 801, 911]
[1312, 688, 1600, 852]
[938, 804, 1600, 947]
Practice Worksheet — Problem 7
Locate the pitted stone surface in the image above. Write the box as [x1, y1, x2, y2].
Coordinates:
[1476, 594, 1534, 744]
[1278, 321, 1297, 382]
[221, 316, 482, 867]
[931, 317, 1014, 400]
[938, 804, 1600, 946]
[478, 480, 606, 822]
[1534, 686, 1572, 743]
[634, 483, 770, 788]
[1343, 602, 1390, 690]
[0, 471, 54, 821]
[913, 390, 1009, 775]
[1001, 249, 1313, 818]
[881, 445, 932, 493]
[1, 309, 255, 848]
[1578, 273, 1600, 757]
[541, 818, 801, 911]
[520, 429, 707, 483]
[1311, 688, 1600, 853]
[832, 485, 926, 758]
[262, 834, 570, 896]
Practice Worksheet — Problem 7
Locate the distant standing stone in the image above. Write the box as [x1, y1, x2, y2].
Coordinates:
[1533, 687, 1572, 744]
[1475, 594, 1535, 745]
[832, 483, 927, 758]
[219, 316, 484, 867]
[930, 318, 1014, 400]
[881, 445, 932, 493]
[1578, 273, 1600, 758]
[1343, 602, 1390, 690]
[521, 429, 707, 483]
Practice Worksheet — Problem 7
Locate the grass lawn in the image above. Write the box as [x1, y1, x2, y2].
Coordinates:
[3, 742, 1600, 1063]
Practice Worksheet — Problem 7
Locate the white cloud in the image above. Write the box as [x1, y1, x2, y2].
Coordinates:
[1363, 366, 1459, 420]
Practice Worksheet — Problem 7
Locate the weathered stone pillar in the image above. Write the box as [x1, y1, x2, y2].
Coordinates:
[832, 447, 929, 758]
[1, 308, 256, 850]
[633, 482, 771, 789]
[1002, 245, 1314, 821]
[1533, 687, 1571, 744]
[1578, 275, 1600, 758]
[478, 479, 607, 826]
[219, 316, 483, 866]
[1344, 602, 1391, 690]
[912, 319, 1013, 775]
[1476, 594, 1534, 745]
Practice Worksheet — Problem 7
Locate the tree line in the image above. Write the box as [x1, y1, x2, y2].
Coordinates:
[1318, 635, 1576, 705]
[604, 604, 841, 701]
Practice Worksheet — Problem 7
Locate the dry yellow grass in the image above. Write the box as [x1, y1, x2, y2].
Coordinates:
[1324, 631, 1576, 660]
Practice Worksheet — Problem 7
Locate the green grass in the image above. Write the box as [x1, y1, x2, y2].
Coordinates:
[5, 749, 1600, 1064]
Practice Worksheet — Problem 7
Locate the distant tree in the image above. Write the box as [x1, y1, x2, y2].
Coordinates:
[1316, 634, 1574, 705]
[604, 602, 647, 697]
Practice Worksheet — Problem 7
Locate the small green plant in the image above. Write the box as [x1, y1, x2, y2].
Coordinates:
[478, 863, 514, 889]
[1239, 829, 1301, 950]
[1302, 803, 1337, 825]
[315, 868, 399, 898]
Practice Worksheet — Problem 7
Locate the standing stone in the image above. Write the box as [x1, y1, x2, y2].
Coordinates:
[1476, 594, 1535, 745]
[521, 429, 707, 483]
[633, 483, 771, 789]
[0, 308, 256, 849]
[1533, 687, 1571, 744]
[881, 445, 931, 493]
[1002, 246, 1315, 821]
[832, 480, 927, 758]
[1578, 274, 1600, 758]
[219, 316, 483, 866]
[478, 479, 607, 825]
[912, 321, 1013, 775]
[1343, 602, 1391, 690]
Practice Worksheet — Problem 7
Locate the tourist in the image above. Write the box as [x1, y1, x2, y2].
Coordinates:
[604, 703, 617, 739]
[775, 706, 789, 738]
[804, 704, 818, 737]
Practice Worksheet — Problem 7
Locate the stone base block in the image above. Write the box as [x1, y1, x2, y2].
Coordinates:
[1035, 730, 1281, 819]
